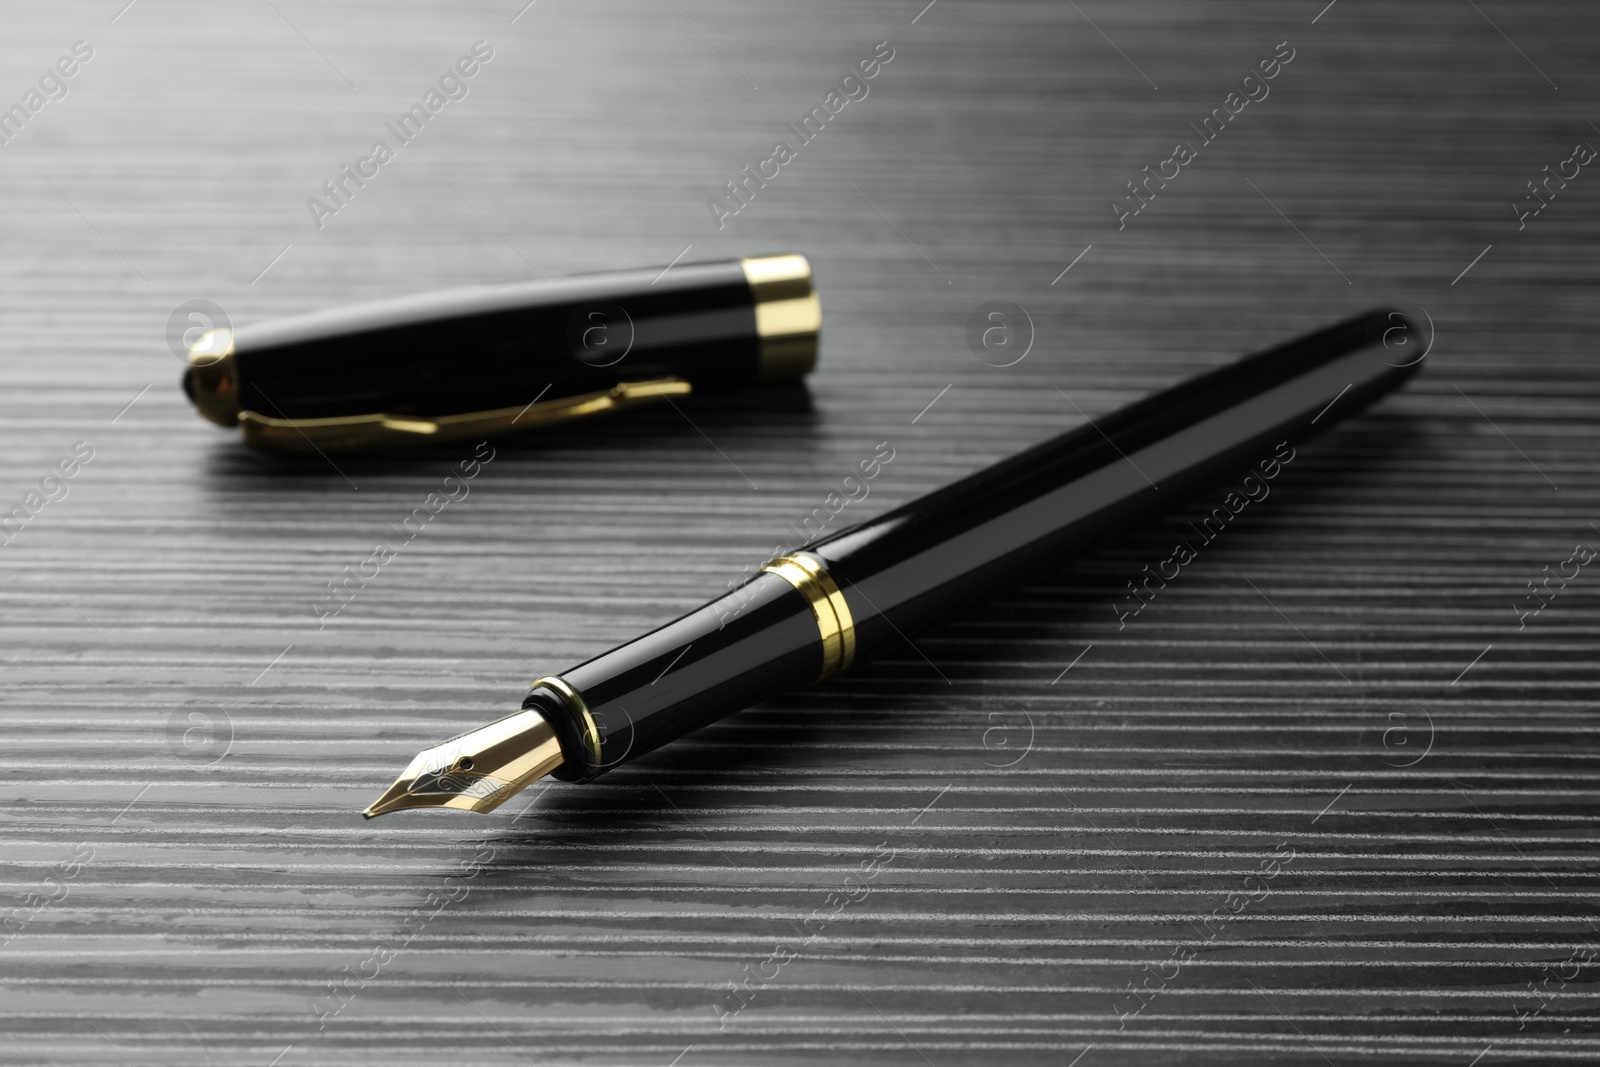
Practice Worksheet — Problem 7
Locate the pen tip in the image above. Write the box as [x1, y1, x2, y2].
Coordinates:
[361, 708, 565, 819]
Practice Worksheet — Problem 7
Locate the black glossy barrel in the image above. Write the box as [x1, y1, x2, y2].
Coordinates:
[529, 308, 1425, 777]
[810, 307, 1425, 654]
[233, 260, 760, 420]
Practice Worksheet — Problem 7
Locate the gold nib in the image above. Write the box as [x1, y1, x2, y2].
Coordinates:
[363, 708, 565, 819]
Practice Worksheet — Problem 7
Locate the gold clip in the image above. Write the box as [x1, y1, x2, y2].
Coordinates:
[236, 377, 692, 453]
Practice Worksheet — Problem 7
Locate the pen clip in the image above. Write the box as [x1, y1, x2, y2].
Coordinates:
[236, 377, 692, 453]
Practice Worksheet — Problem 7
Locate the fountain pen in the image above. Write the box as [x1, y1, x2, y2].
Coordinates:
[365, 307, 1425, 818]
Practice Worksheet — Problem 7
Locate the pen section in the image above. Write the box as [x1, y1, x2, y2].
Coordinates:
[527, 571, 825, 779]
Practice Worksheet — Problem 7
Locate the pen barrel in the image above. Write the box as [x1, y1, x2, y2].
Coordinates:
[184, 254, 820, 429]
[526, 308, 1423, 780]
[806, 308, 1425, 660]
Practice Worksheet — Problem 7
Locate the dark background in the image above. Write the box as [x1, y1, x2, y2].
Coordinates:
[1, 0, 1597, 1063]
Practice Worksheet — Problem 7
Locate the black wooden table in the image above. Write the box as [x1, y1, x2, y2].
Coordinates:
[1, 0, 1597, 1063]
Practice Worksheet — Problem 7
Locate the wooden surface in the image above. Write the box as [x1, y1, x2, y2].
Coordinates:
[2, 0, 1598, 1063]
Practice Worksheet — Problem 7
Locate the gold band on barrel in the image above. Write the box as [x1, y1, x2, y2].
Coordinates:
[760, 552, 856, 682]
[530, 674, 603, 782]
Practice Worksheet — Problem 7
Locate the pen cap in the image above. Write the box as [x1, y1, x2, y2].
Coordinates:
[181, 254, 820, 451]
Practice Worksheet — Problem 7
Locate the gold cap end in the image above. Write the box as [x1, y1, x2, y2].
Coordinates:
[362, 708, 566, 818]
[742, 254, 821, 381]
[182, 328, 240, 427]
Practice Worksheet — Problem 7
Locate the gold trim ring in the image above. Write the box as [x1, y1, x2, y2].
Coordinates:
[531, 674, 603, 782]
[741, 255, 820, 381]
[761, 552, 856, 682]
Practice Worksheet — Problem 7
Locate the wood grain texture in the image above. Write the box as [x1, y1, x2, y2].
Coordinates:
[1, 0, 1598, 1063]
